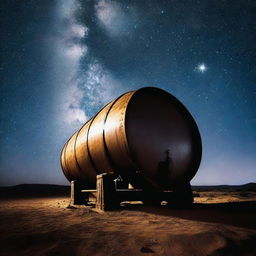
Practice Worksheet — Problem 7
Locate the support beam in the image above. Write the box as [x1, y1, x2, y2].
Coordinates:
[71, 176, 194, 210]
[96, 173, 119, 211]
[70, 180, 85, 205]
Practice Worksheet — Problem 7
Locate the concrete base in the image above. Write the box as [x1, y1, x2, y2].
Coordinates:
[71, 174, 194, 210]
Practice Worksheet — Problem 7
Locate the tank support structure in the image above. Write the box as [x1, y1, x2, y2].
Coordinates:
[70, 173, 194, 211]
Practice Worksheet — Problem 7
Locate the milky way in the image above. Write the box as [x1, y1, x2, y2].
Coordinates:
[1, 0, 256, 185]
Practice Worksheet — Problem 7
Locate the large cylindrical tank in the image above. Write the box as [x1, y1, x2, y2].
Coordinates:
[61, 87, 202, 190]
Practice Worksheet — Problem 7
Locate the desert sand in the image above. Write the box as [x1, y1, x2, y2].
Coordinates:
[0, 185, 256, 256]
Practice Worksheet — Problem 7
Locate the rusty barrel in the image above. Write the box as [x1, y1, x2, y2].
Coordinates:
[61, 87, 202, 190]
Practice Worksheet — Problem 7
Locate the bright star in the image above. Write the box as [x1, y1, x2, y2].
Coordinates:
[196, 63, 207, 73]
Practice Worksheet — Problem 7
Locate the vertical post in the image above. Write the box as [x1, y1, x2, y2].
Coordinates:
[70, 180, 84, 205]
[96, 173, 118, 211]
[171, 182, 193, 207]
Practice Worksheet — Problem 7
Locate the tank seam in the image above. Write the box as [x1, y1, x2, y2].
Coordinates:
[86, 112, 102, 174]
[102, 92, 130, 172]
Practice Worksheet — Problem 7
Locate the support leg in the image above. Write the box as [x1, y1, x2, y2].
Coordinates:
[70, 180, 85, 205]
[169, 183, 193, 207]
[96, 173, 119, 211]
[142, 191, 162, 206]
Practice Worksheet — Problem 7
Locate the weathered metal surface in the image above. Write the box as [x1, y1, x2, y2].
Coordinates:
[103, 91, 137, 176]
[61, 87, 202, 190]
[61, 143, 70, 180]
[75, 120, 96, 186]
[65, 131, 80, 180]
[88, 101, 114, 174]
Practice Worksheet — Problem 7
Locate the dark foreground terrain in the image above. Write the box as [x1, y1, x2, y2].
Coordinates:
[0, 183, 256, 256]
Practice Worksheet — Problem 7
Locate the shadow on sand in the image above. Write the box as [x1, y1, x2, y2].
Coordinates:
[121, 201, 256, 229]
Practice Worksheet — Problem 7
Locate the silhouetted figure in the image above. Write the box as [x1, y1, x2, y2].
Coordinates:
[156, 150, 172, 188]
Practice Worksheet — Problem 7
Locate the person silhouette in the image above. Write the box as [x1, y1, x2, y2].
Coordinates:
[156, 150, 172, 187]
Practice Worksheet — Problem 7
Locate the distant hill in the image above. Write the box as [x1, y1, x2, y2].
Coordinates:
[0, 183, 255, 199]
[192, 183, 256, 191]
[0, 184, 70, 198]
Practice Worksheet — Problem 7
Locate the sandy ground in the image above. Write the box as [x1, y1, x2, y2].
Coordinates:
[0, 191, 256, 256]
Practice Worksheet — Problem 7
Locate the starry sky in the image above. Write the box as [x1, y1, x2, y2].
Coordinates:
[1, 0, 256, 186]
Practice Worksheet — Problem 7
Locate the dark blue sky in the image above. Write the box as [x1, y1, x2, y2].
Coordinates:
[1, 0, 255, 186]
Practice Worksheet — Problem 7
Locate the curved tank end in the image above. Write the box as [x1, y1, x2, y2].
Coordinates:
[124, 87, 202, 189]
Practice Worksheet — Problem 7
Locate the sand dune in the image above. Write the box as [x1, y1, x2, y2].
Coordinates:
[0, 185, 256, 256]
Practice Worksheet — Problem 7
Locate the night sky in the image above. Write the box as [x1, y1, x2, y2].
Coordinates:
[1, 0, 255, 186]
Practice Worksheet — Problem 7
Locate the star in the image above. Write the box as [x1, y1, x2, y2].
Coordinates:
[196, 63, 207, 73]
